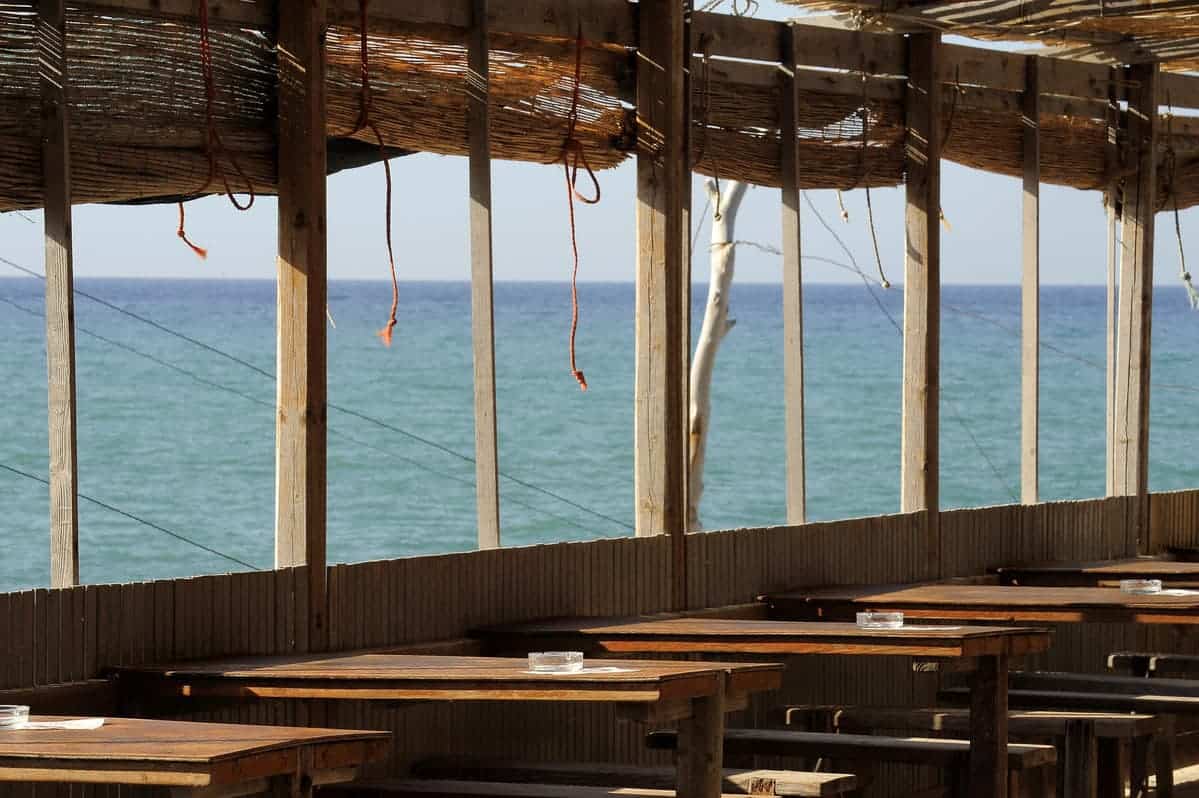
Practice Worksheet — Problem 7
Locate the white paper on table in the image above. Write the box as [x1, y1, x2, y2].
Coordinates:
[524, 667, 637, 675]
[1157, 589, 1199, 597]
[16, 718, 105, 730]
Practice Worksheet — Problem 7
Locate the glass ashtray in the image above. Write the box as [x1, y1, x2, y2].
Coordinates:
[1121, 578, 1163, 595]
[856, 611, 904, 629]
[528, 651, 584, 673]
[0, 706, 29, 729]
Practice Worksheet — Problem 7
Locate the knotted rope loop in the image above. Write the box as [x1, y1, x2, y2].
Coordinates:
[176, 0, 257, 258]
[560, 27, 602, 391]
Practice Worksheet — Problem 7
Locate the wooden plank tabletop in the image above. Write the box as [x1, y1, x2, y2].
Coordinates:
[0, 716, 389, 787]
[997, 557, 1199, 586]
[478, 616, 1051, 659]
[763, 583, 1199, 625]
[113, 653, 782, 704]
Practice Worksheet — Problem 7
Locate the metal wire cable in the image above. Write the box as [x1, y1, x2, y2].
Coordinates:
[0, 255, 635, 532]
[0, 462, 260, 570]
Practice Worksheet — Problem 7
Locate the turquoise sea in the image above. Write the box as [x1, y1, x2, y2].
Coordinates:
[1, 277, 1197, 592]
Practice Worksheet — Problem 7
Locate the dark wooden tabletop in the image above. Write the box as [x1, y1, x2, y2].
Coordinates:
[113, 653, 782, 704]
[478, 616, 1051, 659]
[997, 557, 1199, 586]
[763, 583, 1199, 625]
[0, 716, 389, 787]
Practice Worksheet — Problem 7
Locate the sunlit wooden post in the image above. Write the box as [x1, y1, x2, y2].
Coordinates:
[780, 23, 806, 526]
[1113, 62, 1159, 548]
[467, 0, 501, 550]
[634, 0, 690, 609]
[275, 0, 329, 651]
[901, 33, 942, 574]
[39, 0, 80, 588]
[1021, 56, 1040, 505]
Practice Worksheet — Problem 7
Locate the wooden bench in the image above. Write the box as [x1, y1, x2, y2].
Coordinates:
[404, 758, 858, 797]
[645, 728, 1055, 797]
[1109, 652, 1199, 678]
[789, 705, 1170, 798]
[326, 781, 763, 798]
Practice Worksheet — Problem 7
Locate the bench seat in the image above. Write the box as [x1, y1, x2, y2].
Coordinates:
[324, 780, 802, 798]
[406, 759, 858, 797]
[644, 728, 1056, 771]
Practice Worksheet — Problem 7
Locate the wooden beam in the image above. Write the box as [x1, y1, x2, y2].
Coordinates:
[1113, 62, 1159, 548]
[1020, 56, 1040, 506]
[634, 0, 689, 609]
[901, 34, 941, 554]
[275, 0, 329, 651]
[1104, 84, 1120, 500]
[39, 0, 79, 588]
[468, 0, 501, 550]
[779, 24, 806, 527]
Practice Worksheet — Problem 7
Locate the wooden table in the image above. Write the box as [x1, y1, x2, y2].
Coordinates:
[0, 716, 388, 798]
[114, 654, 783, 798]
[475, 616, 1052, 798]
[997, 557, 1199, 588]
[763, 583, 1199, 626]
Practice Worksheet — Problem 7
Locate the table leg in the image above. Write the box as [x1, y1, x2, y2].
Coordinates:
[676, 682, 726, 798]
[1061, 719, 1096, 798]
[968, 654, 1008, 798]
[1095, 738, 1126, 798]
[1153, 731, 1174, 798]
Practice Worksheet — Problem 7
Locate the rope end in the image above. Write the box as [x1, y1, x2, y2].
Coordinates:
[573, 369, 588, 392]
[377, 318, 396, 347]
[177, 230, 209, 260]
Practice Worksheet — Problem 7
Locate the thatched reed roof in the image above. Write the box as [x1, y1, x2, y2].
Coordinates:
[2, 0, 1199, 214]
[785, 1, 1199, 72]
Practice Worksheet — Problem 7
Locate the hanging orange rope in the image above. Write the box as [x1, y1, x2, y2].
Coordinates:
[176, 203, 208, 259]
[176, 0, 256, 258]
[348, 0, 400, 347]
[561, 28, 601, 391]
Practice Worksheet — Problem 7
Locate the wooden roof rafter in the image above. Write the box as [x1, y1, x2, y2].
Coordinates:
[785, 0, 1199, 71]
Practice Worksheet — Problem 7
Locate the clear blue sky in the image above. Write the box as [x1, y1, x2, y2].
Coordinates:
[0, 0, 1194, 287]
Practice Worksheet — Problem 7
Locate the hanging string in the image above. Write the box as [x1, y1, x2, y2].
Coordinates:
[1164, 93, 1199, 309]
[176, 0, 257, 258]
[561, 27, 601, 391]
[695, 35, 721, 220]
[853, 59, 891, 288]
[939, 65, 965, 231]
[345, 0, 401, 346]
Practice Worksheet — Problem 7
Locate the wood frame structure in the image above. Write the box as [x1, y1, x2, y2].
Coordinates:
[634, 0, 691, 610]
[13, 0, 1197, 699]
[1112, 62, 1160, 548]
[467, 0, 501, 550]
[779, 23, 807, 527]
[274, 0, 330, 652]
[38, 0, 79, 588]
[900, 33, 942, 571]
[1021, 56, 1040, 506]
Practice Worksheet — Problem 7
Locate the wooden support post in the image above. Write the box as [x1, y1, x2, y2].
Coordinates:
[634, 0, 690, 607]
[676, 684, 725, 798]
[901, 34, 941, 573]
[780, 23, 807, 526]
[1105, 77, 1121, 500]
[1106, 206, 1120, 498]
[1113, 63, 1159, 548]
[39, 0, 80, 588]
[468, 0, 501, 550]
[275, 0, 329, 651]
[968, 654, 1009, 798]
[1021, 56, 1040, 506]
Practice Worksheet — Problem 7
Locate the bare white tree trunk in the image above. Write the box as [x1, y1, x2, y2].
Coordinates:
[689, 179, 748, 532]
